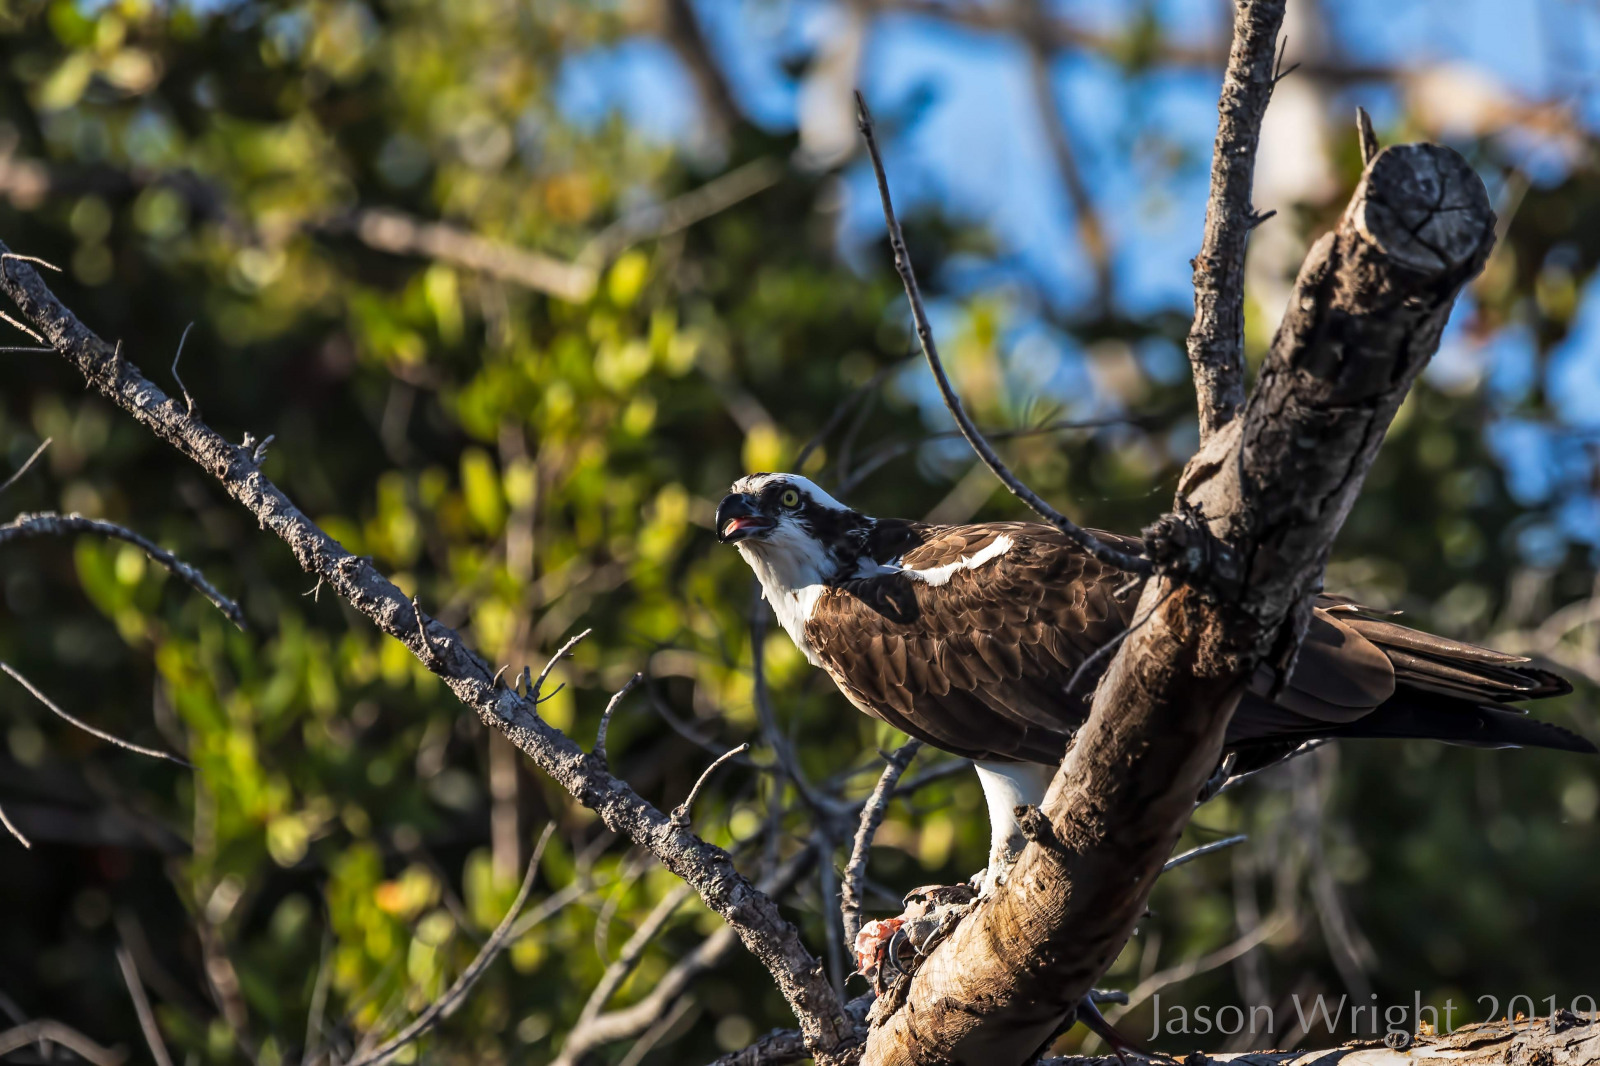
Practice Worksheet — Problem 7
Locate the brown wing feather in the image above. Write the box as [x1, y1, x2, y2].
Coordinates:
[803, 521, 1586, 765]
[804, 522, 1136, 763]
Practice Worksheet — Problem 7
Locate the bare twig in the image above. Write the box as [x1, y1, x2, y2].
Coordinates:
[0, 309, 44, 342]
[617, 995, 695, 1066]
[1183, 0, 1288, 443]
[1162, 833, 1247, 872]
[555, 845, 820, 1066]
[1104, 912, 1294, 1025]
[344, 823, 556, 1066]
[573, 882, 695, 1035]
[116, 945, 175, 1066]
[0, 802, 29, 848]
[673, 743, 750, 827]
[579, 157, 782, 267]
[0, 1020, 125, 1066]
[1212, 738, 1329, 797]
[534, 629, 590, 701]
[0, 436, 51, 496]
[594, 672, 643, 767]
[0, 511, 246, 629]
[171, 322, 198, 418]
[841, 740, 920, 949]
[854, 91, 1150, 576]
[1, 662, 190, 767]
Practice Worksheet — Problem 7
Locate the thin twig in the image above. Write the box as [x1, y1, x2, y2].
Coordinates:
[854, 91, 1150, 576]
[1212, 738, 1329, 798]
[1104, 912, 1294, 1026]
[534, 629, 590, 701]
[594, 673, 643, 767]
[672, 743, 750, 827]
[572, 882, 695, 1034]
[0, 309, 44, 343]
[170, 322, 198, 418]
[343, 823, 556, 1066]
[116, 945, 175, 1066]
[0, 437, 51, 496]
[1, 662, 190, 767]
[0, 1021, 125, 1066]
[1163, 833, 1247, 873]
[841, 740, 921, 949]
[616, 995, 695, 1066]
[0, 802, 29, 848]
[0, 511, 246, 629]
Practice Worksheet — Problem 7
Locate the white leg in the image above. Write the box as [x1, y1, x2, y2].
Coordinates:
[972, 762, 1055, 895]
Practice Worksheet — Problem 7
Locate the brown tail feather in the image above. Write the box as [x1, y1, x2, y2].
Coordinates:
[1340, 615, 1572, 702]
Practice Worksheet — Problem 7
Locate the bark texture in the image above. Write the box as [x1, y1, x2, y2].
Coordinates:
[859, 143, 1496, 1066]
[1185, 0, 1288, 443]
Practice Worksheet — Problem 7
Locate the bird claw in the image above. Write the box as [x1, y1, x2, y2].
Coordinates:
[853, 882, 978, 995]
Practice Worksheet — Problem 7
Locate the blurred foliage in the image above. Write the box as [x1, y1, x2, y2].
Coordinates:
[1, 1, 1599, 1064]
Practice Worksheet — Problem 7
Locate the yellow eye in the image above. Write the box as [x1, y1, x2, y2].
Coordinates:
[780, 488, 801, 508]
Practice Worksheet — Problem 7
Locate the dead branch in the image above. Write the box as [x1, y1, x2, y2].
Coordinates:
[116, 945, 175, 1066]
[344, 824, 555, 1066]
[860, 122, 1496, 1066]
[1184, 0, 1287, 443]
[854, 92, 1151, 577]
[0, 247, 854, 1062]
[0, 1020, 125, 1066]
[553, 845, 818, 1066]
[0, 511, 246, 629]
[0, 436, 50, 496]
[841, 741, 921, 949]
[0, 662, 190, 768]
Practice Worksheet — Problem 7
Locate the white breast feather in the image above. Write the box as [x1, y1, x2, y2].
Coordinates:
[899, 534, 1014, 587]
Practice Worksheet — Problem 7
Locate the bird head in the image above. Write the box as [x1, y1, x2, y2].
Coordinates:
[716, 473, 871, 587]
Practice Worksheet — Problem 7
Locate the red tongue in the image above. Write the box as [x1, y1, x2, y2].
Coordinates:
[725, 516, 767, 536]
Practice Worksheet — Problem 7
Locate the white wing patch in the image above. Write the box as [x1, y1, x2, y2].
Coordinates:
[899, 534, 1014, 587]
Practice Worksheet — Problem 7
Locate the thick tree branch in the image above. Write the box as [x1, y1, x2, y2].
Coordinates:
[1185, 0, 1287, 443]
[860, 142, 1495, 1066]
[0, 247, 855, 1062]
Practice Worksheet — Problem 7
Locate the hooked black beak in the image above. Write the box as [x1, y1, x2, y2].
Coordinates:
[716, 493, 773, 544]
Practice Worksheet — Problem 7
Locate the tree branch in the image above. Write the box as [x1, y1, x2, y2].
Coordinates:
[860, 141, 1496, 1066]
[344, 824, 555, 1066]
[0, 246, 855, 1062]
[0, 511, 246, 629]
[854, 92, 1151, 577]
[553, 844, 819, 1066]
[840, 741, 921, 950]
[1184, 0, 1287, 444]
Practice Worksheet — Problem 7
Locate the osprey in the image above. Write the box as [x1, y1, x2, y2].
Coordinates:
[716, 473, 1595, 889]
